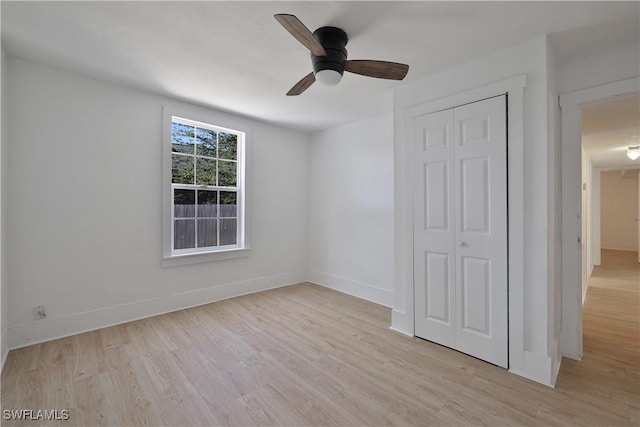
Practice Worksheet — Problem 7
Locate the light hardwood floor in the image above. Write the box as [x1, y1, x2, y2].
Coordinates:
[1, 254, 638, 426]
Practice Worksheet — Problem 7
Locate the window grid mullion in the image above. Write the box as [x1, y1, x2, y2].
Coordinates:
[192, 127, 197, 186]
[216, 131, 220, 186]
[194, 187, 199, 249]
[173, 151, 237, 163]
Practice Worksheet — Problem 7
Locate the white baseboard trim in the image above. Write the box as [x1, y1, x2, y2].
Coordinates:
[509, 350, 556, 387]
[550, 338, 562, 386]
[551, 355, 562, 386]
[1, 327, 8, 373]
[307, 270, 394, 308]
[7, 270, 305, 350]
[388, 325, 413, 337]
[391, 309, 413, 336]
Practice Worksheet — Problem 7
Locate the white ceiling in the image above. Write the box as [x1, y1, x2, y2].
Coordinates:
[582, 94, 640, 170]
[1, 1, 639, 133]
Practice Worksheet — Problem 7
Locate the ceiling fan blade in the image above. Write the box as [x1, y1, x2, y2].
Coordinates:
[274, 14, 327, 57]
[345, 60, 409, 80]
[287, 72, 316, 96]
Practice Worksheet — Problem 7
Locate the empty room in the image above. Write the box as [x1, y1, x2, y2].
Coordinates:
[0, 1, 638, 425]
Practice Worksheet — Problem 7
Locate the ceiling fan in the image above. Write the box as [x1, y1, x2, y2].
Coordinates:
[274, 14, 410, 96]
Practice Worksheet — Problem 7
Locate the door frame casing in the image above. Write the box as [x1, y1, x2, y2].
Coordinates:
[559, 76, 640, 360]
[393, 74, 527, 375]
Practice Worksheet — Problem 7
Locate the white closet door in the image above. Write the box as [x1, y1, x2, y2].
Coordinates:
[413, 109, 456, 348]
[453, 96, 508, 368]
[413, 95, 508, 368]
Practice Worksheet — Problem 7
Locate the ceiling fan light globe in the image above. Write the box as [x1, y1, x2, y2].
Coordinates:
[315, 69, 342, 86]
[627, 146, 640, 160]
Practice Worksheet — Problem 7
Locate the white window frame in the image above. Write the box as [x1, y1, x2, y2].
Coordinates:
[162, 106, 250, 266]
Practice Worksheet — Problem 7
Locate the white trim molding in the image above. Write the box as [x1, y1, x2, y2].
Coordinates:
[559, 76, 640, 361]
[389, 310, 412, 336]
[510, 350, 557, 388]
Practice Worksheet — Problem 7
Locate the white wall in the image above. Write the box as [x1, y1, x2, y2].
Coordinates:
[591, 169, 601, 267]
[581, 150, 593, 300]
[394, 35, 557, 385]
[308, 114, 394, 307]
[5, 55, 309, 348]
[558, 42, 640, 94]
[1, 42, 8, 369]
[601, 170, 639, 251]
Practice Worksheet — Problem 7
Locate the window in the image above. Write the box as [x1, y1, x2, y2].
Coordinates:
[163, 111, 247, 262]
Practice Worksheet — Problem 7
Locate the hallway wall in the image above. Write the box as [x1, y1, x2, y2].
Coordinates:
[601, 170, 639, 252]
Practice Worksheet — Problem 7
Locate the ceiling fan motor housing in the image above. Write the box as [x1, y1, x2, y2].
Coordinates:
[311, 26, 348, 76]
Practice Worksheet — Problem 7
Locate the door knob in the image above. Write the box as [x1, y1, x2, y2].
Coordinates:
[458, 241, 466, 247]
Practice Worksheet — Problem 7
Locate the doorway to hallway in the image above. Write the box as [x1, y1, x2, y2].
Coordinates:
[556, 247, 639, 414]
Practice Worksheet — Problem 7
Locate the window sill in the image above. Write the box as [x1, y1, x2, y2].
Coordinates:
[162, 247, 250, 267]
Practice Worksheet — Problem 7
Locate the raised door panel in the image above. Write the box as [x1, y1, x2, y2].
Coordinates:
[424, 161, 449, 231]
[460, 256, 491, 336]
[424, 251, 450, 323]
[461, 157, 489, 234]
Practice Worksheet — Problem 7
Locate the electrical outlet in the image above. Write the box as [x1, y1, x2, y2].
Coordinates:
[33, 305, 46, 320]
